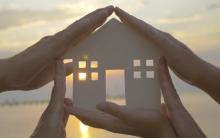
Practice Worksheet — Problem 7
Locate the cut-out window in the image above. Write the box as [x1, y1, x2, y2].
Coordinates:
[146, 59, 154, 66]
[133, 59, 141, 67]
[106, 70, 126, 105]
[146, 71, 154, 78]
[134, 71, 141, 79]
[91, 72, 98, 81]
[79, 72, 87, 80]
[63, 59, 73, 64]
[90, 61, 98, 68]
[79, 61, 86, 68]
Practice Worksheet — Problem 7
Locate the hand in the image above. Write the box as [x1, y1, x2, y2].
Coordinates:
[114, 7, 220, 103]
[159, 57, 206, 138]
[66, 57, 206, 138]
[0, 6, 114, 92]
[30, 60, 72, 138]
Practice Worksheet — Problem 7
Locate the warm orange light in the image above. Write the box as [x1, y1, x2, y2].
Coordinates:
[91, 72, 98, 81]
[79, 73, 87, 80]
[90, 61, 98, 68]
[80, 122, 89, 134]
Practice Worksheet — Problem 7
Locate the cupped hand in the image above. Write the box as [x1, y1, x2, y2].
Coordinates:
[67, 100, 177, 138]
[0, 6, 114, 92]
[66, 57, 206, 138]
[114, 7, 220, 103]
[30, 60, 72, 138]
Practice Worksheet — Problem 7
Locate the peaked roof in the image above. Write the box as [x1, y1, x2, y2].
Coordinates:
[63, 18, 160, 62]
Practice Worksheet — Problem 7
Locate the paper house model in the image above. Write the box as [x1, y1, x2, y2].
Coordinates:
[63, 18, 161, 111]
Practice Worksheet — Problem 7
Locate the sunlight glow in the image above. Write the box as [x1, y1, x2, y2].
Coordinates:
[80, 122, 89, 138]
[63, 59, 73, 64]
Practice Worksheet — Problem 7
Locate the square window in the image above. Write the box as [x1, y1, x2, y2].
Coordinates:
[90, 61, 98, 68]
[146, 71, 154, 78]
[146, 59, 154, 66]
[78, 72, 87, 80]
[91, 72, 98, 81]
[134, 71, 141, 79]
[133, 59, 141, 67]
[78, 61, 86, 68]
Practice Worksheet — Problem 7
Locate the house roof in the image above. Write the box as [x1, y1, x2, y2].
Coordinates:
[63, 18, 161, 68]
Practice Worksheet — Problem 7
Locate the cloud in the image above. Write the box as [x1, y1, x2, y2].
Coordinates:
[157, 14, 203, 25]
[0, 6, 86, 30]
[206, 3, 220, 10]
[0, 0, 150, 30]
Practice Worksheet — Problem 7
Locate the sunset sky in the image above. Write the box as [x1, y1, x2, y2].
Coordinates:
[0, 0, 220, 58]
[0, 1, 220, 137]
[0, 0, 220, 101]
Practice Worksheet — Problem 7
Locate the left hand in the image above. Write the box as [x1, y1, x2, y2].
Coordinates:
[0, 6, 113, 92]
[30, 60, 72, 138]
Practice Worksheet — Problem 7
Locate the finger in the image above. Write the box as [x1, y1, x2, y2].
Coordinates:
[42, 60, 66, 124]
[96, 102, 163, 130]
[160, 103, 171, 119]
[159, 57, 206, 137]
[66, 106, 139, 136]
[18, 6, 113, 81]
[159, 56, 183, 111]
[50, 60, 66, 106]
[114, 7, 166, 44]
[38, 6, 114, 61]
[114, 7, 190, 52]
[63, 98, 73, 127]
[23, 62, 73, 90]
[33, 61, 66, 130]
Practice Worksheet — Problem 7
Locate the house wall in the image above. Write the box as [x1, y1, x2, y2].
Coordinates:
[63, 18, 161, 110]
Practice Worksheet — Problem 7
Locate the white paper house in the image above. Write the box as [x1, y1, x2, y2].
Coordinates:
[63, 18, 161, 111]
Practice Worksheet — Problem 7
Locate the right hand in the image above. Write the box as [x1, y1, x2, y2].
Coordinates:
[114, 7, 220, 103]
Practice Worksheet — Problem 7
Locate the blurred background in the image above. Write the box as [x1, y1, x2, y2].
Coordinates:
[0, 0, 220, 137]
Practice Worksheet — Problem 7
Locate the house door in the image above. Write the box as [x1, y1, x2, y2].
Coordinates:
[105, 69, 126, 105]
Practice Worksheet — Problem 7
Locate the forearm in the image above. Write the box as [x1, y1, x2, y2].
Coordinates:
[0, 59, 10, 92]
[168, 49, 220, 104]
[194, 56, 220, 104]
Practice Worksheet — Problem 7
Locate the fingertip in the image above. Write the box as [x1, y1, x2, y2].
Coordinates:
[159, 56, 169, 75]
[104, 5, 114, 15]
[96, 102, 120, 113]
[64, 98, 73, 106]
[56, 59, 65, 73]
[65, 106, 77, 115]
[56, 59, 62, 68]
[159, 56, 166, 67]
[114, 6, 120, 16]
[114, 6, 120, 12]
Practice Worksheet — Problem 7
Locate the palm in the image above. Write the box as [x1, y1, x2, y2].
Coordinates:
[67, 103, 173, 138]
